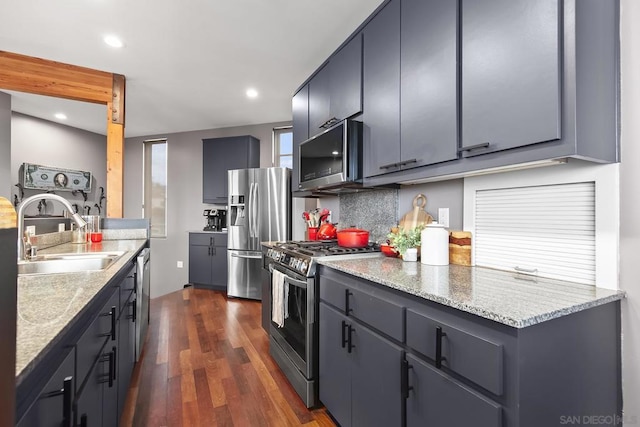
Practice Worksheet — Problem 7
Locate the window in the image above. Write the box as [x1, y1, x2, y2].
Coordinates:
[273, 127, 293, 168]
[143, 139, 167, 238]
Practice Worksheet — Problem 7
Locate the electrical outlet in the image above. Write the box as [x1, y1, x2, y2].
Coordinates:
[26, 225, 36, 236]
[438, 208, 450, 228]
[177, 261, 184, 268]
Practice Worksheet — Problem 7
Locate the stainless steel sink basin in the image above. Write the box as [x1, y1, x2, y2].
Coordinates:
[18, 251, 126, 275]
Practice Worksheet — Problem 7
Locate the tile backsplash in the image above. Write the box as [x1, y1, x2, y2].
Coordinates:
[339, 189, 398, 243]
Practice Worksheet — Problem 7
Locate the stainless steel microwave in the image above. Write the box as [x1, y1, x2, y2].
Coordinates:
[298, 119, 363, 192]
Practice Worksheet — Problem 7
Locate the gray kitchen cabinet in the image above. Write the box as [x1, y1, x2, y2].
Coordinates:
[460, 0, 560, 157]
[292, 85, 309, 193]
[318, 265, 622, 427]
[399, 0, 459, 169]
[16, 349, 74, 427]
[308, 34, 363, 136]
[319, 302, 403, 427]
[406, 353, 502, 427]
[117, 287, 137, 420]
[189, 232, 228, 290]
[202, 136, 260, 204]
[362, 0, 401, 178]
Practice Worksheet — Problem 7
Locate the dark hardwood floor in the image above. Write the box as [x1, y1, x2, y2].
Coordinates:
[120, 287, 334, 427]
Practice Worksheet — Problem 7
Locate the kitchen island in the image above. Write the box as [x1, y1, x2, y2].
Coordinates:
[15, 235, 148, 426]
[316, 256, 625, 427]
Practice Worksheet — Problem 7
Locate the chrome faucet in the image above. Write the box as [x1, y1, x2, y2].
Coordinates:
[17, 194, 87, 261]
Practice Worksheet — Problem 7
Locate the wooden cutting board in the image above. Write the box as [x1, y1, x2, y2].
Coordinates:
[0, 197, 17, 229]
[399, 194, 433, 230]
[449, 231, 472, 266]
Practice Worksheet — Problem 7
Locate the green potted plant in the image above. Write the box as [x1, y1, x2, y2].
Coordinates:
[387, 225, 424, 261]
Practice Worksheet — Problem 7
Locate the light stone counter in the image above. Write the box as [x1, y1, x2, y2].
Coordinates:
[317, 256, 625, 328]
[16, 239, 147, 384]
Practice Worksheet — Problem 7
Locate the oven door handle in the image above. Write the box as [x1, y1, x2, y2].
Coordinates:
[269, 265, 308, 289]
[232, 253, 263, 260]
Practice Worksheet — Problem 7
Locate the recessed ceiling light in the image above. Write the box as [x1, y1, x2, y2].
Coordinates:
[332, 150, 339, 155]
[54, 113, 67, 120]
[103, 35, 124, 48]
[246, 88, 258, 99]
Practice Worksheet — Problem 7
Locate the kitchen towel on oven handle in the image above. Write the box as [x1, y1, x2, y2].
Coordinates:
[271, 268, 289, 327]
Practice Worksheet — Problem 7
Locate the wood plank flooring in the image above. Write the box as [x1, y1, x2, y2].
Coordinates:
[120, 287, 335, 427]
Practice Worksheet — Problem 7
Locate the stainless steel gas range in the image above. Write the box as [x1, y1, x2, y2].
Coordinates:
[262, 240, 380, 408]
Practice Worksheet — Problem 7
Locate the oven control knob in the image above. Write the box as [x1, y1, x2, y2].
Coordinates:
[300, 260, 308, 274]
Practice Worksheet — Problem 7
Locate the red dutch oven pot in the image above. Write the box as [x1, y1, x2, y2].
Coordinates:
[337, 228, 370, 248]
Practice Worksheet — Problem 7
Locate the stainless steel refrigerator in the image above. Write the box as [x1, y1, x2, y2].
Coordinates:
[227, 167, 291, 300]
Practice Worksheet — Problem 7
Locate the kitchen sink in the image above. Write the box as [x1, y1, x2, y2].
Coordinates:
[18, 251, 126, 275]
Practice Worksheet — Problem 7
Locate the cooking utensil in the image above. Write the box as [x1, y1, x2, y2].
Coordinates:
[317, 222, 337, 240]
[337, 227, 370, 248]
[380, 244, 399, 257]
[399, 194, 433, 230]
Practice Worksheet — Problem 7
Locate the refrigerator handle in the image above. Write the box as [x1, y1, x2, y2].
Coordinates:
[248, 182, 255, 238]
[252, 181, 259, 242]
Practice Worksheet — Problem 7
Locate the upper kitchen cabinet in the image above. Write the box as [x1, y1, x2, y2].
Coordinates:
[362, 0, 401, 178]
[364, 0, 619, 187]
[460, 0, 560, 157]
[308, 34, 363, 136]
[399, 0, 459, 169]
[292, 85, 309, 193]
[202, 136, 260, 204]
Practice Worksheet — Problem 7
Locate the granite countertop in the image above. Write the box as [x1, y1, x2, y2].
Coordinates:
[317, 256, 625, 328]
[16, 238, 147, 384]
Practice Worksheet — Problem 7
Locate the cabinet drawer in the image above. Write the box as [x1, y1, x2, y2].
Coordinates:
[118, 266, 135, 314]
[406, 309, 503, 395]
[320, 276, 404, 341]
[76, 289, 118, 384]
[189, 233, 227, 247]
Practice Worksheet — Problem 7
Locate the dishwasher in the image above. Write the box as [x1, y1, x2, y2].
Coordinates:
[136, 248, 150, 361]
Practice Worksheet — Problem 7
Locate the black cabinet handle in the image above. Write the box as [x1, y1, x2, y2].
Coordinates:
[99, 306, 117, 340]
[379, 161, 400, 170]
[211, 246, 216, 256]
[345, 289, 353, 314]
[436, 326, 447, 369]
[401, 358, 414, 400]
[99, 351, 114, 387]
[347, 325, 356, 354]
[80, 414, 88, 427]
[399, 158, 418, 167]
[41, 376, 73, 427]
[458, 142, 490, 153]
[112, 346, 117, 381]
[341, 320, 348, 349]
[210, 236, 214, 246]
[208, 247, 211, 256]
[132, 299, 137, 323]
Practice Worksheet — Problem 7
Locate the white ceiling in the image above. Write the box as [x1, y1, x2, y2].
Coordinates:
[0, 0, 383, 137]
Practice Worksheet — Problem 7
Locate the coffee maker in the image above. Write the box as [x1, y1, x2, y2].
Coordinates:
[203, 209, 227, 231]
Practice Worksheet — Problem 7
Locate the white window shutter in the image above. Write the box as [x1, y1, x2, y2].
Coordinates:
[474, 182, 596, 285]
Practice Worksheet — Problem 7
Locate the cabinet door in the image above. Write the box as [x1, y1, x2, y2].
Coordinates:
[401, 0, 459, 168]
[308, 65, 330, 135]
[117, 296, 136, 420]
[202, 139, 226, 204]
[363, 0, 401, 178]
[406, 354, 502, 427]
[102, 344, 118, 427]
[76, 349, 111, 427]
[330, 34, 363, 123]
[210, 246, 228, 289]
[292, 85, 309, 192]
[351, 323, 403, 427]
[17, 349, 74, 427]
[189, 244, 212, 286]
[461, 0, 561, 156]
[319, 303, 352, 427]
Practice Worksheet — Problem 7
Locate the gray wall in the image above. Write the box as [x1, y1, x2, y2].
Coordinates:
[124, 121, 290, 298]
[11, 113, 107, 218]
[620, 1, 640, 422]
[0, 93, 11, 200]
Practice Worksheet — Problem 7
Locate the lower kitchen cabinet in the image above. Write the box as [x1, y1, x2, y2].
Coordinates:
[189, 232, 228, 290]
[17, 349, 74, 427]
[117, 289, 137, 420]
[319, 302, 403, 427]
[318, 266, 622, 427]
[405, 353, 501, 427]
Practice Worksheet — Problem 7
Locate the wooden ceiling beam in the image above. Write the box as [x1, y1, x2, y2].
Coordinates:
[0, 50, 126, 217]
